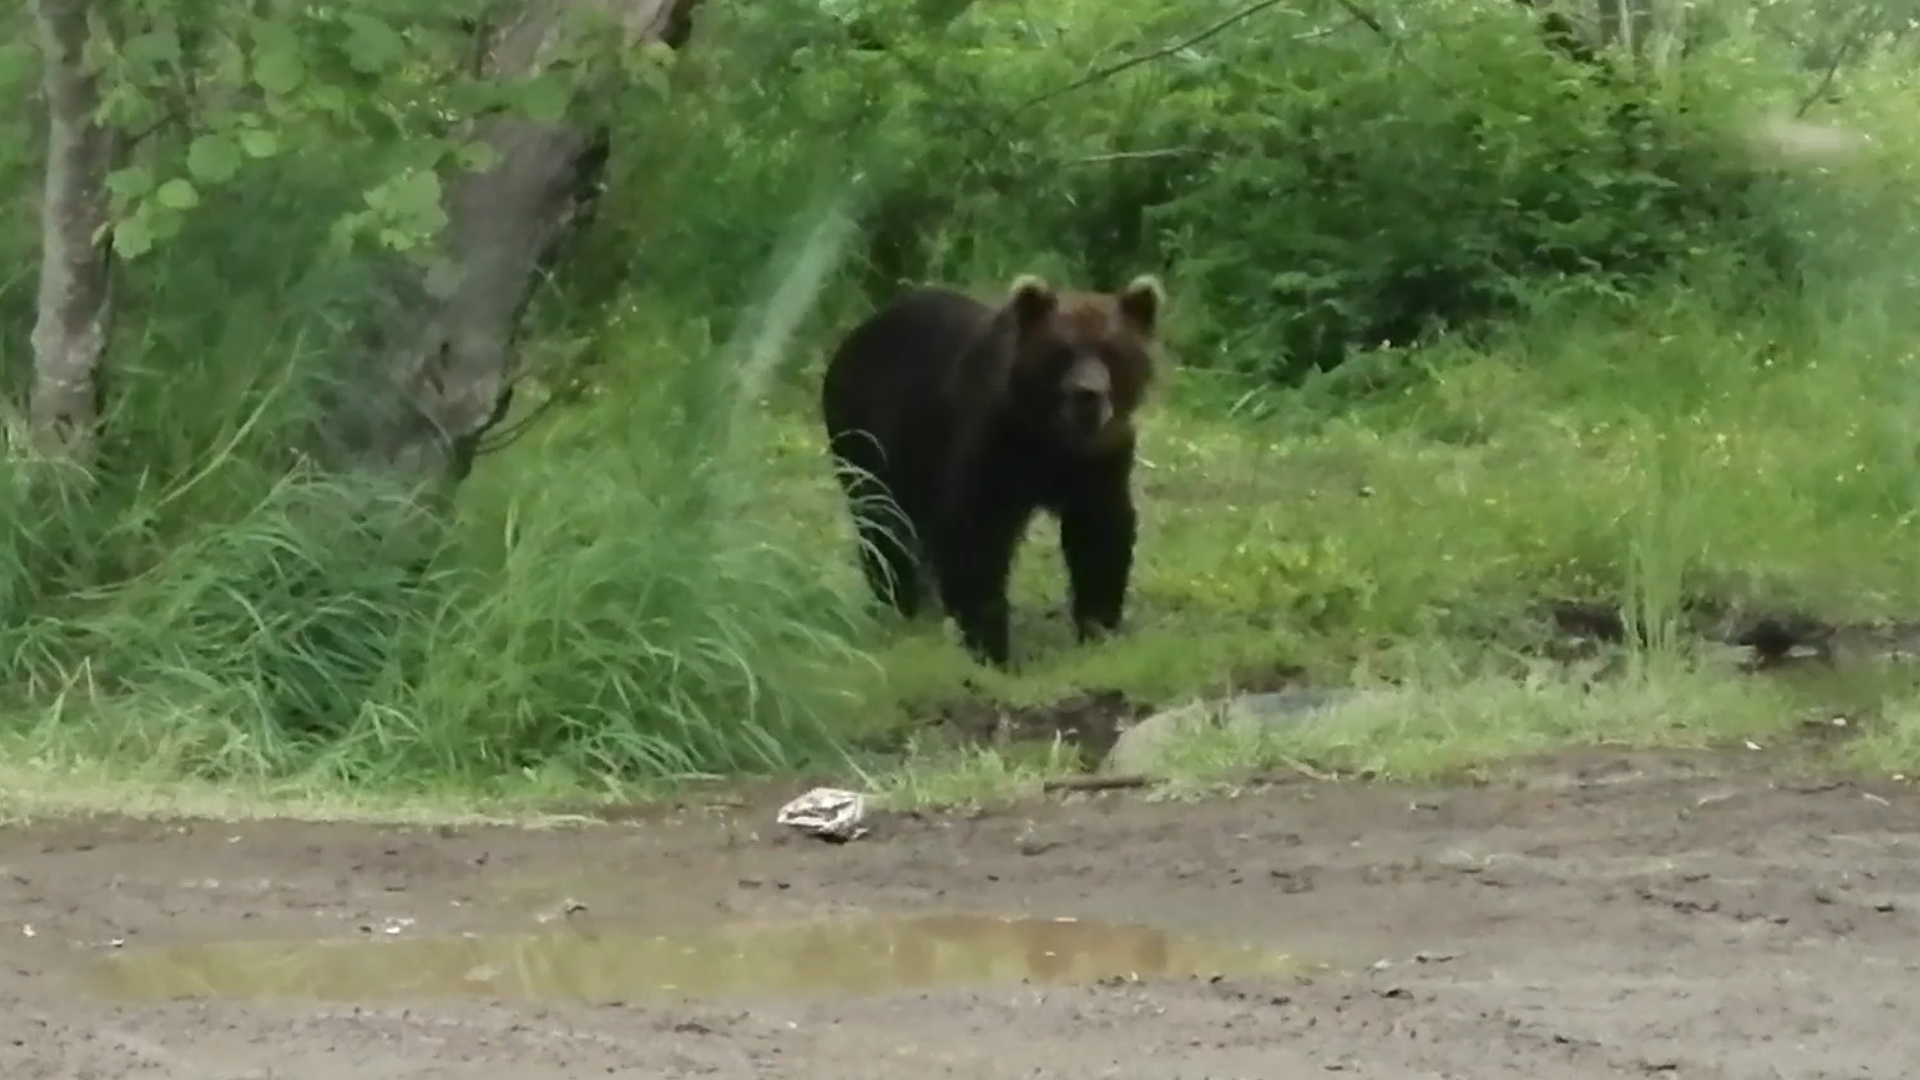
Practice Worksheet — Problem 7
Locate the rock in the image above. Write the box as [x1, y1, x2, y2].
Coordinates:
[1101, 688, 1404, 776]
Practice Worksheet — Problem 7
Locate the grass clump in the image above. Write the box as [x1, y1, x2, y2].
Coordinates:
[0, 197, 880, 805]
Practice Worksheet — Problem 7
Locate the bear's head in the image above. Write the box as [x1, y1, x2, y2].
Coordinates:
[997, 273, 1164, 455]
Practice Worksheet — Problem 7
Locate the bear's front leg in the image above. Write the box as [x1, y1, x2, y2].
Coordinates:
[1060, 467, 1137, 643]
[937, 508, 1030, 668]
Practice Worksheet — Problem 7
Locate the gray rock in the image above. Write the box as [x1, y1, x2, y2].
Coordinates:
[1101, 688, 1402, 776]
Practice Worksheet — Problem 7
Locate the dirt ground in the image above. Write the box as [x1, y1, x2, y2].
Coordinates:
[4, 748, 1919, 1079]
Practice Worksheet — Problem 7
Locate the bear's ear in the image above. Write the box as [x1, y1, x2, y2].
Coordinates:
[1117, 275, 1164, 336]
[1006, 274, 1059, 331]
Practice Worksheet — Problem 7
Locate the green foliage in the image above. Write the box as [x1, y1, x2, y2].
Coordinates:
[89, 0, 667, 262]
[655, 0, 1891, 381]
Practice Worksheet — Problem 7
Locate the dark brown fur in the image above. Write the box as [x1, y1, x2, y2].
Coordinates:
[820, 273, 1164, 667]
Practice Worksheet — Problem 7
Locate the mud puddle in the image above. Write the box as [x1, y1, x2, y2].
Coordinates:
[82, 913, 1300, 1004]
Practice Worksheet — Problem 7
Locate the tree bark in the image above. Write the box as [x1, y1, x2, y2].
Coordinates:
[30, 0, 117, 467]
[309, 0, 701, 491]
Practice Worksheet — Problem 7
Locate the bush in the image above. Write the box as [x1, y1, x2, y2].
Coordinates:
[689, 0, 1827, 381]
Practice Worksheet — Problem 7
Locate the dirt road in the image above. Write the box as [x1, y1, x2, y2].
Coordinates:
[2, 747, 1917, 1079]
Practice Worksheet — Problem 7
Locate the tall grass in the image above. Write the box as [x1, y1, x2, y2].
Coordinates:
[0, 187, 878, 794]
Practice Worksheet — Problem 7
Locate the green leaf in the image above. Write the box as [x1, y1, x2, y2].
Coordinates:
[0, 41, 38, 94]
[104, 166, 155, 200]
[341, 13, 409, 75]
[385, 170, 448, 239]
[155, 178, 201, 211]
[252, 44, 308, 96]
[123, 29, 184, 69]
[328, 210, 372, 256]
[112, 217, 155, 260]
[186, 134, 243, 184]
[306, 84, 352, 119]
[455, 140, 501, 173]
[632, 58, 670, 98]
[238, 128, 281, 159]
[378, 227, 419, 252]
[209, 37, 250, 86]
[519, 72, 573, 125]
[629, 41, 677, 97]
[249, 18, 303, 58]
[147, 204, 185, 242]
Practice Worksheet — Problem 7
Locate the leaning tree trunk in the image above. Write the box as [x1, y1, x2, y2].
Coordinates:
[29, 0, 118, 468]
[308, 0, 701, 493]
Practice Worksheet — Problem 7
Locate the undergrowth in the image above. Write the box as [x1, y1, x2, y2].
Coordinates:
[12, 259, 1920, 818]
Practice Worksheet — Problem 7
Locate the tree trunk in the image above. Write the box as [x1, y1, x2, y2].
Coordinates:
[308, 0, 701, 492]
[29, 0, 117, 468]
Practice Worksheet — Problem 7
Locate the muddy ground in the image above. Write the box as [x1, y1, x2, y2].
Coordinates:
[3, 748, 1918, 1079]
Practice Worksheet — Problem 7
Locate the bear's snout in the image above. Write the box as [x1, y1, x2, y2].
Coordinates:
[1064, 385, 1111, 433]
[1060, 356, 1114, 438]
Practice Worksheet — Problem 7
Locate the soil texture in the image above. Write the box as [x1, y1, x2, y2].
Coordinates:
[4, 747, 1919, 1078]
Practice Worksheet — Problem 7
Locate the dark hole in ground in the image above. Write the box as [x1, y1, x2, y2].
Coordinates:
[1540, 597, 1832, 664]
[1539, 597, 1920, 672]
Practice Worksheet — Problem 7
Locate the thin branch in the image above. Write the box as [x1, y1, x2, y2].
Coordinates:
[472, 379, 562, 456]
[1794, 3, 1889, 117]
[122, 104, 186, 151]
[1326, 0, 1392, 41]
[1068, 147, 1204, 165]
[1022, 0, 1295, 108]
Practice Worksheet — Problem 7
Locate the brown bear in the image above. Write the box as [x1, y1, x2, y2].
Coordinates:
[819, 272, 1165, 667]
